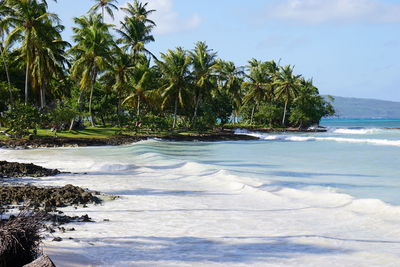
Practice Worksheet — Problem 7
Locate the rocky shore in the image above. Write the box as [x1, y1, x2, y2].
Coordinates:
[0, 161, 105, 266]
[0, 161, 61, 178]
[0, 131, 259, 149]
[0, 184, 101, 210]
[0, 135, 147, 149]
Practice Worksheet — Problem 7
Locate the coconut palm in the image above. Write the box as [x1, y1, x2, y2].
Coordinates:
[101, 47, 134, 124]
[0, 0, 13, 103]
[30, 25, 70, 108]
[117, 17, 155, 59]
[243, 59, 273, 124]
[90, 0, 119, 21]
[117, 0, 155, 60]
[121, 0, 155, 25]
[274, 65, 302, 126]
[157, 47, 191, 129]
[215, 59, 244, 123]
[122, 58, 155, 116]
[69, 14, 114, 128]
[5, 0, 61, 104]
[190, 41, 217, 127]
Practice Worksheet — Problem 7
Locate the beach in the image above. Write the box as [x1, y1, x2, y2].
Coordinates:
[1, 119, 400, 266]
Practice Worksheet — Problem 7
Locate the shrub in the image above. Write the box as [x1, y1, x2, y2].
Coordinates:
[4, 104, 41, 138]
[48, 105, 77, 130]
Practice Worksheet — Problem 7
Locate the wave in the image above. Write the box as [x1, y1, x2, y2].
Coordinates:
[236, 130, 400, 147]
[329, 128, 381, 135]
[166, 162, 400, 218]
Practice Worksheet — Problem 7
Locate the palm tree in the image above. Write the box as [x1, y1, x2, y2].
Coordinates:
[90, 0, 119, 21]
[274, 65, 302, 126]
[243, 59, 272, 124]
[215, 59, 244, 123]
[30, 25, 70, 108]
[5, 0, 61, 104]
[69, 14, 114, 128]
[157, 47, 191, 129]
[0, 0, 13, 103]
[122, 58, 154, 116]
[101, 47, 134, 124]
[117, 1, 155, 60]
[190, 41, 217, 127]
[121, 0, 155, 25]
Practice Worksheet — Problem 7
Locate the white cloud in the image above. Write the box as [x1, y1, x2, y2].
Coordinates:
[107, 0, 201, 34]
[264, 0, 400, 24]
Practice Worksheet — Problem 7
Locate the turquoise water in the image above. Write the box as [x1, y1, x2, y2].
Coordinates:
[138, 123, 400, 205]
[2, 118, 400, 265]
[321, 118, 400, 128]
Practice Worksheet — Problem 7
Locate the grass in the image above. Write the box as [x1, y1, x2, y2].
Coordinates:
[0, 126, 226, 141]
[0, 127, 126, 140]
[35, 127, 124, 139]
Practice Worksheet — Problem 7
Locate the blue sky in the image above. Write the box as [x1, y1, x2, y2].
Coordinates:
[48, 0, 400, 101]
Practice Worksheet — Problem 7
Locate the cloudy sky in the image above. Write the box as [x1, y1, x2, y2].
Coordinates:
[48, 0, 400, 101]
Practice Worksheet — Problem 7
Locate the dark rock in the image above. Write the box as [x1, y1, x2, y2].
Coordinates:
[0, 161, 61, 178]
[0, 184, 101, 209]
[52, 237, 62, 242]
[44, 213, 94, 225]
[0, 135, 148, 149]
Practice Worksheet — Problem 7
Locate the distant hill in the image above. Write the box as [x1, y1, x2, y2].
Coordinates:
[324, 96, 400, 118]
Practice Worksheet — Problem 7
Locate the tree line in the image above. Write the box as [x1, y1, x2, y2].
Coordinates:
[0, 0, 334, 136]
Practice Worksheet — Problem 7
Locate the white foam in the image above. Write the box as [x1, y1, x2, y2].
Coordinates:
[330, 128, 381, 135]
[235, 129, 400, 147]
[3, 142, 400, 266]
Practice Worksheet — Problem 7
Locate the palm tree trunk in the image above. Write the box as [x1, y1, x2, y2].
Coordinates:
[282, 101, 288, 126]
[173, 96, 178, 129]
[116, 91, 121, 128]
[24, 62, 29, 105]
[40, 83, 46, 109]
[1, 48, 12, 104]
[250, 104, 256, 124]
[192, 93, 201, 127]
[137, 95, 140, 117]
[69, 89, 85, 130]
[89, 74, 96, 127]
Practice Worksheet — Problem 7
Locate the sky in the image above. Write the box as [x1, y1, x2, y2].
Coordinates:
[48, 0, 400, 102]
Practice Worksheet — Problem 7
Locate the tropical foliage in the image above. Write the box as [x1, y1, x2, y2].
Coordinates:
[0, 0, 334, 137]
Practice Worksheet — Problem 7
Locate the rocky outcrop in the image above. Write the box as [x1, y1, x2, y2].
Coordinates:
[0, 184, 101, 210]
[0, 161, 61, 178]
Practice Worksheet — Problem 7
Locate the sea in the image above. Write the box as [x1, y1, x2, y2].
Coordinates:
[1, 118, 400, 266]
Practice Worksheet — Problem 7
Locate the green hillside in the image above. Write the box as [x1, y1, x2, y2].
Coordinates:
[324, 96, 400, 118]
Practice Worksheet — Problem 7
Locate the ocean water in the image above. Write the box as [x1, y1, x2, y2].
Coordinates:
[1, 118, 400, 266]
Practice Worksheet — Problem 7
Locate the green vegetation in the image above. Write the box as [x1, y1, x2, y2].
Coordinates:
[0, 0, 335, 138]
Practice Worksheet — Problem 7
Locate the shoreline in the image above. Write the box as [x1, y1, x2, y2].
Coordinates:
[0, 128, 330, 149]
[0, 131, 258, 149]
[0, 161, 104, 266]
[1, 126, 400, 266]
